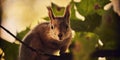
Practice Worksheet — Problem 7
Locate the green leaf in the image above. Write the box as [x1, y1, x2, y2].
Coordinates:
[51, 3, 65, 16]
[70, 1, 78, 20]
[75, 0, 110, 16]
[0, 38, 19, 60]
[16, 27, 30, 40]
[71, 13, 101, 32]
[43, 17, 49, 21]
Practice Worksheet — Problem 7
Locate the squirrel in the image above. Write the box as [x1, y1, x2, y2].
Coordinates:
[19, 4, 72, 60]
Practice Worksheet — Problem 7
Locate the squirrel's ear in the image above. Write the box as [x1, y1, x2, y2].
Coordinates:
[47, 7, 55, 20]
[64, 4, 71, 19]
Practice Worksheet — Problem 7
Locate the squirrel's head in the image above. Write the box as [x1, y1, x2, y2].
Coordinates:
[47, 4, 71, 41]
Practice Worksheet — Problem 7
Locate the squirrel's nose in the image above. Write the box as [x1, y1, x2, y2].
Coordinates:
[58, 33, 63, 40]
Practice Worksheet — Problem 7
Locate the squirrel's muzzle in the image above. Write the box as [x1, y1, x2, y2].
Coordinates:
[58, 33, 63, 40]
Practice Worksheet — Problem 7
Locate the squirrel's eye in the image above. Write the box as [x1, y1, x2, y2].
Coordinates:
[51, 25, 54, 29]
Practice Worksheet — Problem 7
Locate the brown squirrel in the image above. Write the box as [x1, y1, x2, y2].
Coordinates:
[19, 4, 72, 60]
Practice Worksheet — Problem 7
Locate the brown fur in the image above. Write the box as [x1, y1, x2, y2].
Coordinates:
[19, 5, 72, 60]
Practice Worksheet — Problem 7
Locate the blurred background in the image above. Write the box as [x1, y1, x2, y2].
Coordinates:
[0, 0, 120, 60]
